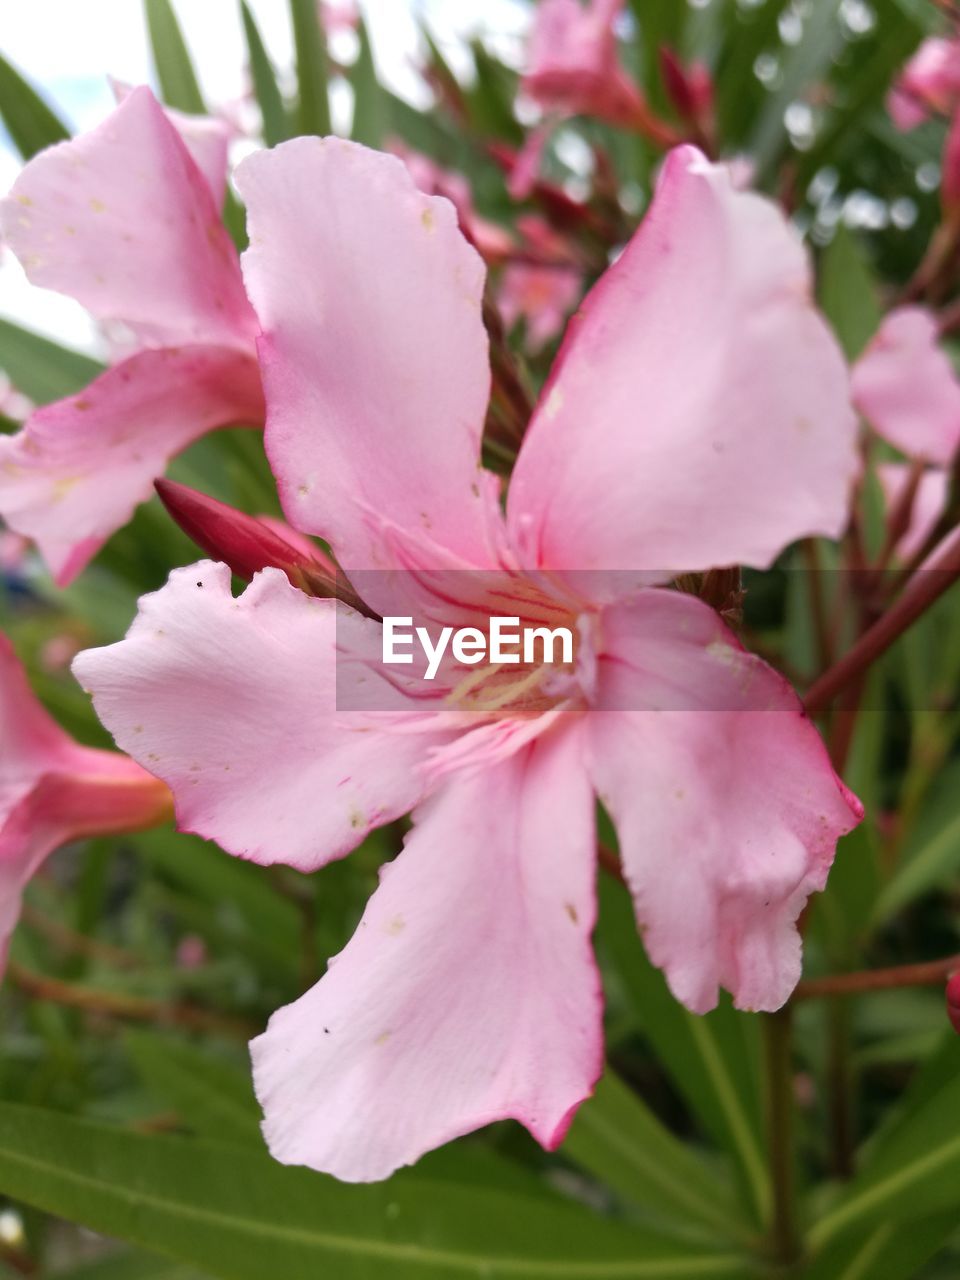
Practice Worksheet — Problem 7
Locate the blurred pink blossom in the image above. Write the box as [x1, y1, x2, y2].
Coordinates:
[852, 306, 960, 465]
[889, 36, 960, 130]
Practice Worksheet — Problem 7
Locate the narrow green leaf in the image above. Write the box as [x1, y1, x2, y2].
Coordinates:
[124, 1032, 260, 1145]
[54, 1249, 211, 1279]
[872, 758, 960, 923]
[749, 0, 845, 181]
[143, 0, 206, 115]
[350, 16, 388, 148]
[0, 50, 69, 159]
[599, 876, 769, 1226]
[289, 0, 331, 136]
[0, 317, 103, 405]
[564, 1071, 754, 1246]
[239, 0, 290, 146]
[817, 225, 882, 362]
[809, 1069, 960, 1249]
[0, 1105, 749, 1280]
[804, 1211, 958, 1280]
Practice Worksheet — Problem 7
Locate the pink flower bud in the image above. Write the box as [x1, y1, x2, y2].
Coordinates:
[947, 972, 960, 1034]
[155, 479, 333, 588]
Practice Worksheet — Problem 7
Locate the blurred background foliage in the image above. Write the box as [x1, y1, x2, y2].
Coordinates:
[0, 0, 959, 1277]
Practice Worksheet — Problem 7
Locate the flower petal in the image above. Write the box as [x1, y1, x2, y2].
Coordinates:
[0, 86, 253, 348]
[110, 79, 231, 209]
[852, 307, 960, 466]
[507, 147, 858, 583]
[877, 463, 950, 564]
[73, 563, 450, 872]
[0, 346, 264, 585]
[236, 137, 499, 571]
[252, 727, 601, 1181]
[586, 589, 863, 1014]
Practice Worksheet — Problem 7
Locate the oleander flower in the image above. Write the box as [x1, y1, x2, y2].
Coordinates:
[852, 307, 960, 466]
[511, 0, 675, 196]
[0, 86, 263, 585]
[0, 631, 171, 973]
[74, 140, 863, 1183]
[888, 36, 960, 130]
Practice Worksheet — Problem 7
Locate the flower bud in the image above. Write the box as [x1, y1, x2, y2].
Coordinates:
[947, 971, 960, 1034]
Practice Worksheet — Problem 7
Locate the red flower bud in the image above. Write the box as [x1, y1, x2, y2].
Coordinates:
[154, 481, 378, 619]
[947, 971, 960, 1034]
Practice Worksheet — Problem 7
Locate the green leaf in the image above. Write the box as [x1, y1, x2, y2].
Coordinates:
[808, 1068, 960, 1249]
[0, 1105, 749, 1279]
[871, 757, 960, 923]
[350, 16, 388, 148]
[749, 0, 846, 182]
[803, 1211, 958, 1280]
[124, 1032, 260, 1146]
[239, 0, 290, 147]
[564, 1071, 753, 1246]
[289, 0, 331, 136]
[0, 50, 69, 159]
[143, 0, 206, 114]
[598, 877, 768, 1226]
[54, 1249, 211, 1279]
[817, 225, 882, 362]
[0, 317, 103, 405]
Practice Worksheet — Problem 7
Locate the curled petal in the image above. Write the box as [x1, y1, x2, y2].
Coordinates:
[236, 138, 500, 571]
[73, 563, 450, 872]
[0, 347, 264, 585]
[253, 728, 602, 1181]
[586, 589, 862, 1014]
[0, 86, 253, 348]
[852, 307, 960, 466]
[508, 147, 858, 587]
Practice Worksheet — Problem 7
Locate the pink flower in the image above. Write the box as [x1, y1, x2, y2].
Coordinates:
[1, 631, 172, 974]
[522, 0, 644, 128]
[852, 307, 960, 466]
[0, 87, 264, 586]
[888, 36, 960, 130]
[876, 463, 950, 564]
[512, 0, 676, 196]
[499, 218, 583, 350]
[75, 141, 863, 1183]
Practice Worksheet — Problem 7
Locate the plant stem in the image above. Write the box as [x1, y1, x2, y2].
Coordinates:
[7, 961, 257, 1039]
[794, 953, 960, 1000]
[804, 530, 960, 718]
[763, 1007, 801, 1268]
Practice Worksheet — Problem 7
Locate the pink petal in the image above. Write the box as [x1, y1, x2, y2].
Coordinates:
[110, 79, 230, 209]
[507, 147, 858, 584]
[0, 346, 264, 585]
[0, 86, 254, 349]
[877, 462, 950, 564]
[585, 589, 862, 1013]
[852, 307, 960, 465]
[235, 138, 500, 571]
[72, 563, 451, 872]
[1, 633, 170, 974]
[888, 37, 960, 131]
[252, 728, 602, 1181]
